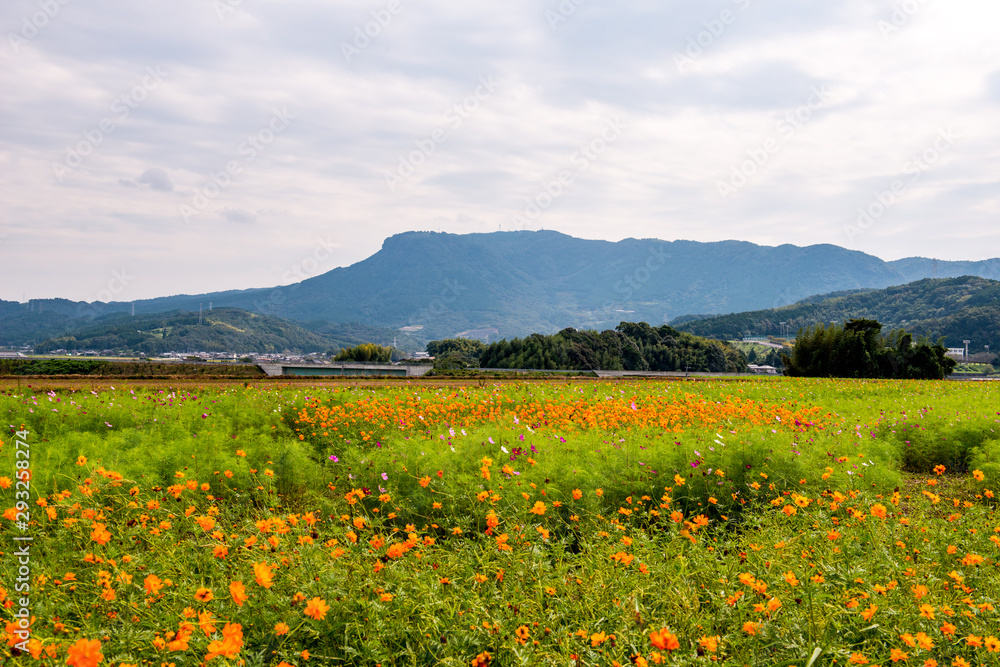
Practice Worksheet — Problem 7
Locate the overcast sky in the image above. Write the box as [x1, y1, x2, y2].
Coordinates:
[2, 0, 998, 303]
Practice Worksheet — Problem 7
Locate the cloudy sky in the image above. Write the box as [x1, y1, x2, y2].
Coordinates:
[2, 0, 998, 303]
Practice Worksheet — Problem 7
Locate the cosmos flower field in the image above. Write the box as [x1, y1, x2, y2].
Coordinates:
[1, 377, 999, 666]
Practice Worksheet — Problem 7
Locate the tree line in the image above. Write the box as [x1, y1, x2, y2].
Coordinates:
[430, 322, 747, 373]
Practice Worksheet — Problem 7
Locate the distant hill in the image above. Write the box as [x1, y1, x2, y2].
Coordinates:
[5, 231, 1000, 344]
[673, 276, 1000, 352]
[30, 308, 419, 356]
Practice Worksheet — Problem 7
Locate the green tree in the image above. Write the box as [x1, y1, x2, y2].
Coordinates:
[333, 343, 395, 363]
[783, 319, 954, 379]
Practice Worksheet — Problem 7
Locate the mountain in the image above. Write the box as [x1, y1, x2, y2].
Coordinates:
[672, 276, 1000, 352]
[29, 308, 418, 356]
[887, 257, 1000, 283]
[4, 231, 1000, 345]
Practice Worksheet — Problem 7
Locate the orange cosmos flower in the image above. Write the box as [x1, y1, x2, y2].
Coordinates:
[90, 522, 111, 545]
[590, 631, 611, 647]
[229, 580, 248, 606]
[419, 476, 431, 488]
[198, 611, 216, 637]
[253, 562, 275, 588]
[194, 587, 213, 602]
[143, 575, 163, 596]
[66, 638, 103, 667]
[304, 597, 330, 620]
[572, 489, 583, 500]
[698, 636, 720, 654]
[275, 622, 290, 635]
[205, 623, 243, 661]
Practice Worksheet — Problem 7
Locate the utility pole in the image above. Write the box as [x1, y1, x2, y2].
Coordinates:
[963, 340, 970, 361]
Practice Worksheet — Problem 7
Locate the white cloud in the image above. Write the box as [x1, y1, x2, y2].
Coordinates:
[2, 0, 999, 301]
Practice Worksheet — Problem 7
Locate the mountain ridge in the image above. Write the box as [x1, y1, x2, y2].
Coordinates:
[3, 231, 999, 345]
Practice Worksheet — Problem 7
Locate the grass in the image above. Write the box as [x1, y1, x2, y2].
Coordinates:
[1, 378, 998, 666]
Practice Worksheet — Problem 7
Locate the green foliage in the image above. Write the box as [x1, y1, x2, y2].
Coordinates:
[427, 338, 486, 369]
[3, 378, 999, 667]
[479, 322, 747, 372]
[7, 358, 110, 375]
[333, 342, 395, 362]
[0, 358, 265, 378]
[783, 319, 956, 379]
[427, 338, 485, 359]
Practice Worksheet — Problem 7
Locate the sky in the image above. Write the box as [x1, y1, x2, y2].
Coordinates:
[2, 0, 999, 303]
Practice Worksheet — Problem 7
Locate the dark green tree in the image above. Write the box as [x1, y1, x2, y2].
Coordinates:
[783, 319, 955, 379]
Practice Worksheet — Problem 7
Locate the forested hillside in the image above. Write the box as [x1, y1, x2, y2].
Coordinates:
[675, 276, 1000, 352]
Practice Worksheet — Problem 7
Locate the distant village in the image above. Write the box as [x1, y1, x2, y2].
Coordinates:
[0, 346, 433, 365]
